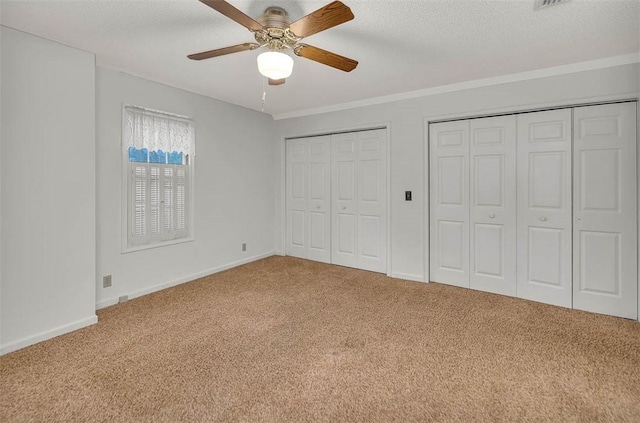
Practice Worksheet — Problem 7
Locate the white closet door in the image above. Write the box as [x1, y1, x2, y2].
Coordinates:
[429, 120, 470, 287]
[516, 109, 573, 307]
[286, 139, 308, 259]
[285, 136, 331, 262]
[469, 116, 517, 296]
[331, 129, 387, 272]
[332, 132, 358, 268]
[573, 102, 638, 319]
[307, 137, 332, 263]
[356, 129, 387, 273]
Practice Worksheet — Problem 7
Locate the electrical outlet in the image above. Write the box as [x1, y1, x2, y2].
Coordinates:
[242, 243, 247, 252]
[103, 275, 112, 288]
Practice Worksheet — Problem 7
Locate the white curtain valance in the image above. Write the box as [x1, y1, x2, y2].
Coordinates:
[124, 105, 194, 156]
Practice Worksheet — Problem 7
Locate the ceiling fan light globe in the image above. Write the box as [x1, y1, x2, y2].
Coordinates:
[257, 51, 294, 79]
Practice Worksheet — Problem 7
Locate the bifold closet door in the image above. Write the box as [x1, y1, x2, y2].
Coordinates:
[430, 117, 516, 294]
[573, 102, 637, 319]
[429, 120, 470, 287]
[285, 136, 331, 263]
[516, 109, 573, 308]
[332, 129, 387, 273]
[469, 116, 517, 296]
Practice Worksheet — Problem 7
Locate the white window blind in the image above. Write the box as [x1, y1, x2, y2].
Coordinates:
[124, 106, 194, 247]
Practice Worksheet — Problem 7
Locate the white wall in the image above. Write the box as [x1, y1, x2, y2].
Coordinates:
[0, 7, 4, 347]
[96, 68, 276, 308]
[274, 63, 640, 282]
[1, 27, 97, 354]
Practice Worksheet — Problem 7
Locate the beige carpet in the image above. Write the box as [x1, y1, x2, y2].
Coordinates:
[1, 256, 639, 422]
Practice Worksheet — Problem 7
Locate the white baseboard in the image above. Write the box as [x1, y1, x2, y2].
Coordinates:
[390, 272, 427, 283]
[0, 315, 98, 356]
[96, 252, 276, 310]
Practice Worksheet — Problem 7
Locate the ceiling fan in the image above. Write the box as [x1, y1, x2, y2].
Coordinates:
[188, 0, 358, 85]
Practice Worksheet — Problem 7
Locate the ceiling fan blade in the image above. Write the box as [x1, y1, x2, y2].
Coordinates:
[268, 78, 286, 86]
[294, 44, 358, 72]
[199, 0, 263, 32]
[188, 43, 259, 60]
[288, 1, 354, 38]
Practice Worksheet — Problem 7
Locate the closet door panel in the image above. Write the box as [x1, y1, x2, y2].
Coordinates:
[357, 129, 387, 273]
[286, 136, 331, 262]
[573, 103, 637, 319]
[438, 220, 465, 272]
[516, 109, 572, 307]
[332, 133, 358, 268]
[429, 121, 470, 287]
[473, 223, 504, 277]
[286, 140, 308, 258]
[290, 210, 305, 248]
[439, 156, 466, 205]
[469, 116, 517, 296]
[527, 227, 564, 286]
[306, 137, 331, 263]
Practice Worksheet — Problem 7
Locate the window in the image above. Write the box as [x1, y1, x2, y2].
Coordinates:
[123, 106, 194, 248]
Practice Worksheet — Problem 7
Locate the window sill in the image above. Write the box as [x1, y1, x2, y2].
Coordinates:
[121, 236, 194, 254]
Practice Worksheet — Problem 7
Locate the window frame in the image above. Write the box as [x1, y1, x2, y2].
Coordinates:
[120, 105, 195, 253]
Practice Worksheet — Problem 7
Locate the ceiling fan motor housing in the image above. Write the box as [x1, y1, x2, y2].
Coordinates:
[254, 6, 300, 51]
[258, 7, 289, 28]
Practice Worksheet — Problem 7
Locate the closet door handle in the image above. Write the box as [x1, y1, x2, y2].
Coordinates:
[341, 206, 346, 210]
[489, 214, 495, 219]
[316, 205, 321, 209]
[539, 216, 547, 222]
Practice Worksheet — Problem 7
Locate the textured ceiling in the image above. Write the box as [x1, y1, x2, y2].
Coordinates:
[1, 0, 639, 118]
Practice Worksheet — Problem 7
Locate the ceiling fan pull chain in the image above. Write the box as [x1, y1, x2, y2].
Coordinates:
[261, 77, 267, 112]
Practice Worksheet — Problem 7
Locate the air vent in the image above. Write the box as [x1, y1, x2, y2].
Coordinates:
[535, 0, 571, 10]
